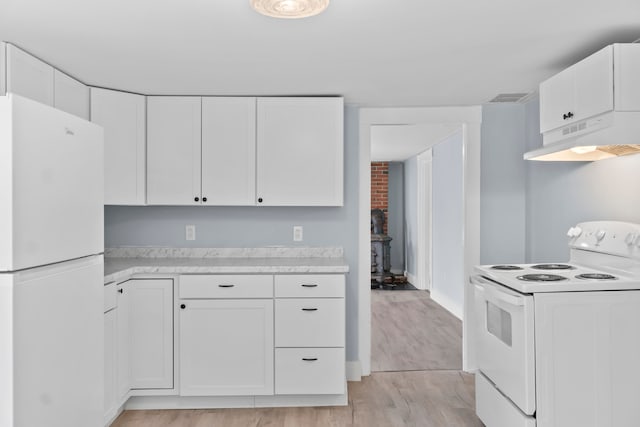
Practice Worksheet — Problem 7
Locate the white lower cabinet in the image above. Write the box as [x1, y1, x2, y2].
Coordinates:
[104, 278, 174, 425]
[274, 274, 346, 396]
[275, 348, 345, 395]
[129, 279, 174, 389]
[179, 298, 274, 396]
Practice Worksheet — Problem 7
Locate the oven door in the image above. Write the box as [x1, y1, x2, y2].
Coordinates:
[473, 275, 536, 416]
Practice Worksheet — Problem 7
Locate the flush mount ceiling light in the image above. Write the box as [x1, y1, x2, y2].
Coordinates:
[250, 0, 330, 19]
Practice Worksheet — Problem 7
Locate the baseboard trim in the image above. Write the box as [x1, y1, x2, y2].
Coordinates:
[124, 392, 348, 410]
[430, 289, 463, 320]
[346, 361, 362, 381]
[406, 272, 418, 287]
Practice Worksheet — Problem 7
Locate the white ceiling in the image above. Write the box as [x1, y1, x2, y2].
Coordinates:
[370, 124, 460, 161]
[2, 0, 639, 107]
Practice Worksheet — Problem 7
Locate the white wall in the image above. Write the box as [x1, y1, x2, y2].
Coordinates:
[524, 95, 640, 261]
[480, 103, 527, 264]
[431, 131, 464, 318]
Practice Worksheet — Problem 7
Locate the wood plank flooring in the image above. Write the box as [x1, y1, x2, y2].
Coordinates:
[371, 289, 462, 372]
[113, 289, 482, 427]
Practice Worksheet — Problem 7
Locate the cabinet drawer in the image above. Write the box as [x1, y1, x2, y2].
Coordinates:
[275, 275, 345, 298]
[104, 281, 117, 313]
[180, 275, 273, 299]
[275, 299, 344, 347]
[275, 348, 345, 395]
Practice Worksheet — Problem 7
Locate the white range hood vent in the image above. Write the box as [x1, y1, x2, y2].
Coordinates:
[524, 111, 640, 161]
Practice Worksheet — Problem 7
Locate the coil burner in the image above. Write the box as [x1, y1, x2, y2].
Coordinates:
[531, 264, 575, 270]
[576, 273, 617, 280]
[490, 265, 524, 271]
[517, 274, 568, 282]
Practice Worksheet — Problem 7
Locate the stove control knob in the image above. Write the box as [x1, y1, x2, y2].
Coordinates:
[567, 227, 582, 238]
[625, 233, 637, 246]
[595, 230, 606, 242]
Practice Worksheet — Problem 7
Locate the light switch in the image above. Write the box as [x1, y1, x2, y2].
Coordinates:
[293, 226, 303, 242]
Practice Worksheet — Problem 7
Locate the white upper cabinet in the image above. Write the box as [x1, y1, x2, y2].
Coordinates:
[540, 44, 640, 133]
[54, 70, 89, 119]
[0, 43, 6, 95]
[256, 97, 344, 206]
[6, 44, 54, 106]
[201, 97, 256, 205]
[147, 97, 202, 205]
[91, 88, 146, 205]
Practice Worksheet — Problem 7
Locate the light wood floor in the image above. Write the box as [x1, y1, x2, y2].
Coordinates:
[371, 289, 462, 372]
[113, 289, 482, 426]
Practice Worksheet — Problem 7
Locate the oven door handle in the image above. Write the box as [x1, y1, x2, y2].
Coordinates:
[472, 276, 525, 307]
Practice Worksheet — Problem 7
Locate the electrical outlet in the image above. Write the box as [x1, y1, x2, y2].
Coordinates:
[186, 225, 196, 241]
[293, 226, 303, 242]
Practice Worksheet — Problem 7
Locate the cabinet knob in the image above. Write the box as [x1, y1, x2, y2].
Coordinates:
[302, 358, 318, 362]
[258, 197, 263, 203]
[218, 284, 235, 288]
[202, 197, 207, 202]
[563, 112, 574, 120]
[180, 304, 186, 309]
[194, 197, 200, 202]
[302, 308, 318, 311]
[301, 283, 318, 288]
[117, 288, 123, 294]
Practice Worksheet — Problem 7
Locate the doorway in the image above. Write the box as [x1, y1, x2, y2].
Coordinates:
[369, 125, 466, 373]
[358, 107, 482, 377]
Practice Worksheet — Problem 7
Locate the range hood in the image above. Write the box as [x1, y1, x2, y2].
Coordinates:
[524, 111, 640, 161]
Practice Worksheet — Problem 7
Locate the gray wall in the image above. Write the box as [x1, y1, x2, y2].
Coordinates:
[480, 103, 527, 264]
[403, 155, 418, 278]
[524, 95, 640, 262]
[105, 106, 360, 361]
[387, 162, 405, 273]
[432, 131, 465, 315]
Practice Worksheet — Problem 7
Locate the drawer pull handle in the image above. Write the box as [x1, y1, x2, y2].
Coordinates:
[302, 358, 318, 362]
[301, 283, 318, 288]
[218, 284, 235, 288]
[302, 308, 318, 311]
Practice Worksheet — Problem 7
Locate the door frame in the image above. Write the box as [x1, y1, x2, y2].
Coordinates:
[358, 107, 482, 376]
[416, 148, 433, 291]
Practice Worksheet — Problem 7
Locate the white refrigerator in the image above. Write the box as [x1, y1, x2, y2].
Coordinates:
[0, 94, 104, 427]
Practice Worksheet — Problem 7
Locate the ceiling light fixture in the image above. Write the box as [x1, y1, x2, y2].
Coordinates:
[250, 0, 330, 19]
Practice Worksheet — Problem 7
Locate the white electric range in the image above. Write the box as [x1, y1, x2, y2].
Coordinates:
[472, 221, 640, 427]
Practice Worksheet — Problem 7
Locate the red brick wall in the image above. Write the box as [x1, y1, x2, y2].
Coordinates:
[371, 162, 389, 234]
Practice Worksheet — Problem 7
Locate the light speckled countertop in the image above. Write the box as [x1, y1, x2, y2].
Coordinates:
[103, 247, 349, 284]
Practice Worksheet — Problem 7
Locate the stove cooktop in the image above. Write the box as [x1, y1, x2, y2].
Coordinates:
[476, 263, 638, 293]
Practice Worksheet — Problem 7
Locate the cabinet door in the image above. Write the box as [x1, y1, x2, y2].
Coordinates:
[91, 88, 146, 205]
[180, 299, 274, 396]
[201, 97, 256, 205]
[615, 44, 640, 111]
[574, 45, 613, 123]
[6, 44, 54, 106]
[54, 70, 89, 119]
[116, 282, 131, 402]
[539, 66, 574, 134]
[129, 279, 174, 389]
[256, 97, 344, 206]
[103, 309, 118, 424]
[147, 97, 202, 205]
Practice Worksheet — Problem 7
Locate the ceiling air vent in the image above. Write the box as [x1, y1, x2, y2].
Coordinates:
[488, 93, 532, 103]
